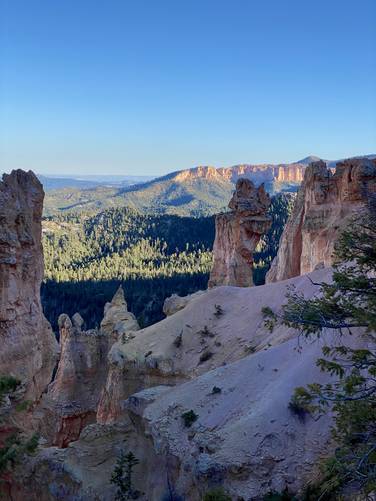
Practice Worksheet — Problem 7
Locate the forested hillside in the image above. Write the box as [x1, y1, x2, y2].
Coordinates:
[41, 193, 294, 331]
[43, 164, 302, 216]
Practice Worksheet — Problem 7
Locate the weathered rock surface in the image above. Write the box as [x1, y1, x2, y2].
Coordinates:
[12, 268, 367, 500]
[39, 286, 139, 446]
[0, 170, 58, 402]
[42, 314, 109, 447]
[100, 285, 140, 339]
[163, 290, 205, 316]
[208, 178, 272, 288]
[98, 267, 330, 425]
[266, 158, 376, 283]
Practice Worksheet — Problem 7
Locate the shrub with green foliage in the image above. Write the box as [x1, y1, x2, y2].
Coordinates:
[280, 201, 376, 498]
[0, 376, 21, 406]
[0, 375, 39, 482]
[262, 488, 297, 500]
[111, 450, 140, 500]
[181, 410, 198, 428]
[203, 487, 232, 501]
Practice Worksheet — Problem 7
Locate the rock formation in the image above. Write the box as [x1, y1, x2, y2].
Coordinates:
[100, 285, 140, 340]
[98, 267, 330, 424]
[266, 158, 376, 283]
[208, 178, 271, 287]
[3, 166, 372, 500]
[12, 267, 366, 500]
[41, 286, 139, 446]
[94, 288, 141, 424]
[173, 162, 305, 185]
[0, 170, 58, 402]
[163, 290, 205, 316]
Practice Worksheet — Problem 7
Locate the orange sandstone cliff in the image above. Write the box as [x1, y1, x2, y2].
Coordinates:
[266, 158, 376, 283]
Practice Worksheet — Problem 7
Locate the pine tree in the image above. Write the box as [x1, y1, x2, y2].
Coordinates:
[279, 200, 376, 497]
[111, 450, 140, 500]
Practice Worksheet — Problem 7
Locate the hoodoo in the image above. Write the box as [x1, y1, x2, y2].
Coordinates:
[208, 178, 271, 287]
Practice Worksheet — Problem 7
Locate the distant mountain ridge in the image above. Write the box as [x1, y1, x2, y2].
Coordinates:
[37, 174, 154, 191]
[42, 154, 375, 216]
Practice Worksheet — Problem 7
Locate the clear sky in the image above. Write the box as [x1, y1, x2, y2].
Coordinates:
[1, 0, 375, 176]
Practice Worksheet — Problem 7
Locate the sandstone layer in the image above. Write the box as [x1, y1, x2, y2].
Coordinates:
[0, 170, 58, 402]
[173, 162, 305, 185]
[208, 178, 271, 287]
[266, 158, 376, 283]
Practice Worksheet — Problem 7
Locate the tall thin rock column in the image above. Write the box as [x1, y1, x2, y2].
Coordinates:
[208, 178, 271, 287]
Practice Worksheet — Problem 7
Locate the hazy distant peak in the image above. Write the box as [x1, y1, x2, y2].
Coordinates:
[296, 155, 324, 165]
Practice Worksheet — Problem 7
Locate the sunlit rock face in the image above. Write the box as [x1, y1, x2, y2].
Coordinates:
[208, 178, 272, 287]
[266, 158, 376, 283]
[0, 170, 58, 402]
[173, 162, 305, 185]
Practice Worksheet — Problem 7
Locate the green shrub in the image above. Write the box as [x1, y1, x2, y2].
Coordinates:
[111, 450, 140, 500]
[203, 487, 231, 501]
[211, 386, 222, 395]
[199, 350, 213, 363]
[181, 410, 198, 428]
[214, 305, 224, 318]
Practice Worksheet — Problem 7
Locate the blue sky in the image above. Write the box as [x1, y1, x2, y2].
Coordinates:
[1, 0, 375, 176]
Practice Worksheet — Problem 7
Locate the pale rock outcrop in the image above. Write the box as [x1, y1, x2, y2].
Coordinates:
[43, 314, 109, 447]
[208, 178, 271, 287]
[95, 288, 141, 424]
[0, 170, 58, 402]
[41, 285, 139, 447]
[266, 158, 376, 283]
[163, 290, 205, 316]
[98, 267, 330, 424]
[100, 285, 139, 340]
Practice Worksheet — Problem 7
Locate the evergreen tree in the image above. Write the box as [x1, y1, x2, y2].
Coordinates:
[0, 376, 39, 485]
[41, 195, 293, 331]
[111, 450, 140, 500]
[278, 201, 376, 497]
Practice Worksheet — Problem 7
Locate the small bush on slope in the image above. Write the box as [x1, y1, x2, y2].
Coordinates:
[0, 376, 39, 485]
[280, 200, 376, 498]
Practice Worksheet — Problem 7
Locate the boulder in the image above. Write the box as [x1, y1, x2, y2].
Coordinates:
[163, 291, 205, 317]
